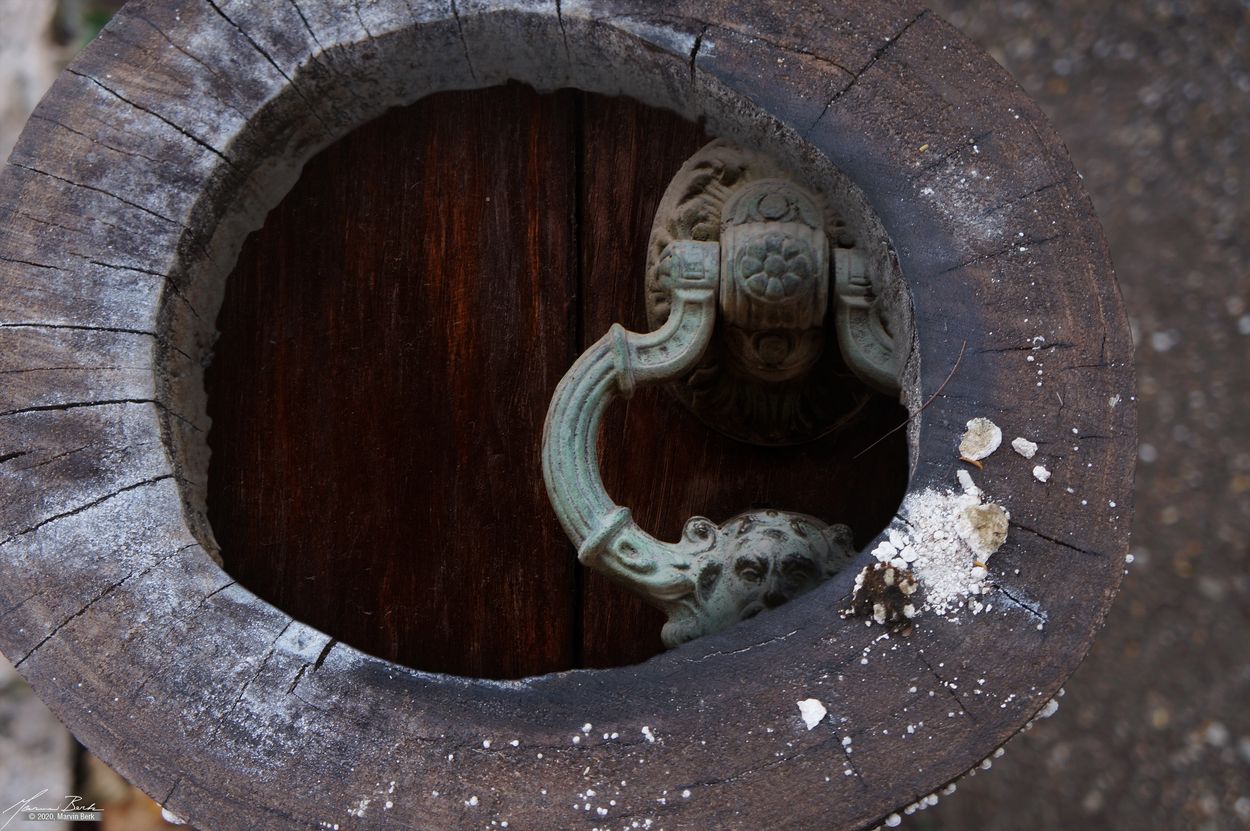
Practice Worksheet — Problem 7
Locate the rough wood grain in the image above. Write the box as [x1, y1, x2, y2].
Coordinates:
[0, 1, 1135, 829]
[206, 84, 581, 679]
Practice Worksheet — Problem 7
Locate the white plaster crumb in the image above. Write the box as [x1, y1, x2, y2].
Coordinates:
[884, 482, 1012, 618]
[956, 501, 1010, 560]
[160, 809, 185, 825]
[348, 797, 370, 818]
[1033, 465, 1051, 483]
[797, 698, 827, 730]
[510, 739, 520, 747]
[885, 814, 902, 827]
[641, 726, 656, 743]
[465, 796, 479, 807]
[1011, 437, 1038, 459]
[482, 740, 491, 749]
[960, 417, 1002, 460]
[582, 723, 593, 733]
[682, 790, 692, 799]
[956, 468, 979, 496]
[841, 736, 853, 747]
[1038, 698, 1060, 719]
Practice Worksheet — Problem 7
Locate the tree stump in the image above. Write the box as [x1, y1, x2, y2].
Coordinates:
[0, 1, 1134, 829]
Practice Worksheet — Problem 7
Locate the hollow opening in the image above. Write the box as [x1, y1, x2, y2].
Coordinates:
[204, 83, 909, 679]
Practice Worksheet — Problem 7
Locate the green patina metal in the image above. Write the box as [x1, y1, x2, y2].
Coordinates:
[541, 150, 884, 646]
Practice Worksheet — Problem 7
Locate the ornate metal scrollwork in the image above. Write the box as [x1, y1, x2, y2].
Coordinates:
[541, 242, 855, 648]
[644, 140, 900, 445]
[542, 140, 904, 646]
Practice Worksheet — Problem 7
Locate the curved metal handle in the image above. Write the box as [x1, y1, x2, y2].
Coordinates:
[542, 241, 854, 648]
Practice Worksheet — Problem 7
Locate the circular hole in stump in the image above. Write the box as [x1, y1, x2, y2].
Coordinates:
[205, 84, 909, 679]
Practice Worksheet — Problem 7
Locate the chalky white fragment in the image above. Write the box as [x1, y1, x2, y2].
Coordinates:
[960, 417, 1002, 460]
[796, 698, 827, 730]
[1011, 437, 1038, 458]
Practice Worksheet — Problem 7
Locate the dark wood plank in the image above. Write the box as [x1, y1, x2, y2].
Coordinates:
[576, 96, 912, 667]
[206, 84, 580, 679]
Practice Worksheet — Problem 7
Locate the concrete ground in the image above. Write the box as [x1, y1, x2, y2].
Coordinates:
[2, 2, 1248, 830]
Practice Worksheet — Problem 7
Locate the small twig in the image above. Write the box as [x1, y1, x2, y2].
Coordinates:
[853, 339, 968, 459]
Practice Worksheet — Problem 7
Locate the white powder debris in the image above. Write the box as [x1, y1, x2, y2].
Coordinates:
[796, 698, 827, 730]
[892, 481, 1009, 616]
[960, 417, 1003, 461]
[1011, 437, 1038, 458]
[1033, 465, 1051, 483]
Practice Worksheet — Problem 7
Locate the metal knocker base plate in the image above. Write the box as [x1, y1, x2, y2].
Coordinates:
[0, 2, 1134, 830]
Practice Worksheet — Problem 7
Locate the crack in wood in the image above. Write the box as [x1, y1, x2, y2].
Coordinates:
[683, 628, 801, 663]
[915, 650, 978, 723]
[84, 258, 203, 321]
[351, 0, 377, 40]
[979, 176, 1073, 217]
[974, 341, 1076, 355]
[806, 9, 931, 134]
[990, 583, 1048, 624]
[0, 253, 69, 273]
[0, 474, 173, 549]
[123, 12, 253, 123]
[1009, 519, 1106, 557]
[9, 443, 92, 473]
[936, 232, 1066, 275]
[555, 0, 571, 65]
[29, 111, 169, 168]
[907, 130, 994, 181]
[201, 0, 332, 132]
[65, 69, 238, 170]
[448, 0, 478, 82]
[286, 636, 337, 696]
[287, 0, 370, 111]
[11, 540, 192, 667]
[0, 397, 156, 419]
[7, 161, 191, 238]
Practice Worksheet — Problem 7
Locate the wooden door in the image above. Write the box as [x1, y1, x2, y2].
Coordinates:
[205, 83, 908, 679]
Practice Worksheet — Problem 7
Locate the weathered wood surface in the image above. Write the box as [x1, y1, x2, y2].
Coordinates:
[0, 2, 1134, 830]
[207, 85, 585, 679]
